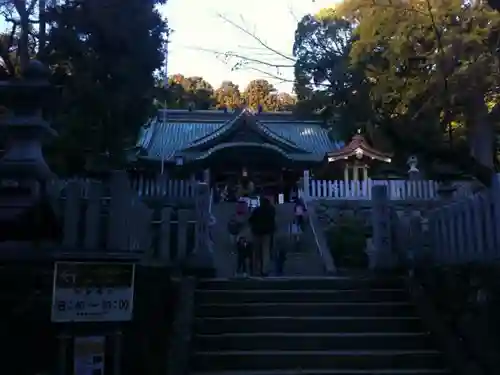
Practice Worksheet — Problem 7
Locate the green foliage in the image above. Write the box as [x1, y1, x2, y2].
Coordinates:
[156, 74, 215, 109]
[325, 215, 370, 269]
[293, 1, 500, 182]
[44, 0, 168, 174]
[292, 9, 373, 140]
[154, 76, 296, 112]
[214, 80, 242, 110]
[242, 78, 295, 111]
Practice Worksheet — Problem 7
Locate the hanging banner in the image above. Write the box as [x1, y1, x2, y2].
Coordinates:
[51, 262, 135, 323]
[74, 336, 105, 375]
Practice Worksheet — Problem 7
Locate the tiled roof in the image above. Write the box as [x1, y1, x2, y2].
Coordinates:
[136, 111, 344, 162]
[259, 121, 344, 155]
[137, 118, 225, 160]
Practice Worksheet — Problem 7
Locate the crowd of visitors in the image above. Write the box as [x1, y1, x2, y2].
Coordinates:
[228, 196, 307, 277]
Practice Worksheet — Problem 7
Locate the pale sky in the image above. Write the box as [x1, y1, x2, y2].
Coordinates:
[159, 0, 337, 93]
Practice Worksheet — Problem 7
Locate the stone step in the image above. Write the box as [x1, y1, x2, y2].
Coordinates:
[194, 316, 423, 334]
[191, 370, 451, 375]
[196, 302, 415, 318]
[194, 332, 434, 351]
[195, 289, 407, 304]
[197, 277, 405, 291]
[191, 350, 445, 371]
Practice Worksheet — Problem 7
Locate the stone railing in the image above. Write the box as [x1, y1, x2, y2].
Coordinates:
[370, 178, 500, 375]
[1, 171, 213, 270]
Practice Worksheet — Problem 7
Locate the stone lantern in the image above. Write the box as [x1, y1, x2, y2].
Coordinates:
[0, 60, 59, 241]
[407, 155, 421, 180]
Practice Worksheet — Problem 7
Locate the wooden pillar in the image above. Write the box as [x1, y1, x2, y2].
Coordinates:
[114, 331, 122, 375]
[58, 334, 69, 375]
[343, 165, 349, 182]
[353, 166, 359, 181]
[363, 166, 369, 181]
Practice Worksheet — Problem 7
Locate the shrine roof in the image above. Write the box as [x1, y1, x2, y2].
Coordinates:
[327, 133, 392, 163]
[136, 109, 344, 162]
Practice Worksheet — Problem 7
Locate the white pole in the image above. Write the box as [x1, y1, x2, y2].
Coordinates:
[160, 41, 169, 175]
[161, 101, 166, 175]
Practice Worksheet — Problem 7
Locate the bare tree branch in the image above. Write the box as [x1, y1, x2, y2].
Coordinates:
[217, 13, 295, 63]
[207, 12, 300, 80]
[193, 46, 294, 69]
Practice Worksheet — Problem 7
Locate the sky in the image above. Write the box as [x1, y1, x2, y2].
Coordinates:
[159, 0, 337, 93]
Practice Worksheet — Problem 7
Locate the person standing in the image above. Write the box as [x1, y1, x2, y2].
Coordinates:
[249, 197, 276, 276]
[294, 198, 307, 231]
[235, 226, 253, 277]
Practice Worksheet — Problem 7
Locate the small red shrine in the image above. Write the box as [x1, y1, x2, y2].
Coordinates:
[325, 131, 392, 181]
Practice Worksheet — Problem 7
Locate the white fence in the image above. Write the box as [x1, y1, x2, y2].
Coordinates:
[55, 174, 196, 199]
[301, 178, 440, 200]
[130, 174, 195, 198]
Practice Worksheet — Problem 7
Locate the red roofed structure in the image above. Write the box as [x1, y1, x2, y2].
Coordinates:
[325, 131, 392, 181]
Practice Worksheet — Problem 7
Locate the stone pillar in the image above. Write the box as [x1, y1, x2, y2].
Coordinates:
[302, 170, 310, 201]
[203, 169, 210, 184]
[407, 155, 421, 180]
[489, 173, 500, 254]
[370, 184, 397, 269]
[186, 182, 215, 277]
[0, 60, 58, 242]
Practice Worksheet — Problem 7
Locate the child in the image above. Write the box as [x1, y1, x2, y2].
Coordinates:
[236, 235, 253, 277]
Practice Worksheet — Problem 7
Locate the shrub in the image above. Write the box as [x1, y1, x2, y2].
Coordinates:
[325, 215, 371, 269]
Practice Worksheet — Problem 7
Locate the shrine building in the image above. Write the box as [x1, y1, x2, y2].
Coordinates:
[130, 108, 392, 192]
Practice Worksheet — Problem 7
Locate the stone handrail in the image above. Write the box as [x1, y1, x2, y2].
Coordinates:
[303, 200, 336, 274]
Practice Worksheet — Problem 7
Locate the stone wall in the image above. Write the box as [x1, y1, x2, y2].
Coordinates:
[312, 199, 438, 233]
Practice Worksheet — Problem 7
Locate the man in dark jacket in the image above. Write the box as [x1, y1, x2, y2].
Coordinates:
[249, 197, 276, 275]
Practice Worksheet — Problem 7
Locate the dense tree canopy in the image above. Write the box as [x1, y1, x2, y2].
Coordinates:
[155, 74, 215, 109]
[293, 11, 371, 139]
[155, 76, 296, 112]
[290, 1, 500, 182]
[44, 0, 168, 173]
[0, 0, 169, 175]
[214, 80, 242, 110]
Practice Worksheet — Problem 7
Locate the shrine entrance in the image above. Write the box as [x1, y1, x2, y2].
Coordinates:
[201, 143, 303, 202]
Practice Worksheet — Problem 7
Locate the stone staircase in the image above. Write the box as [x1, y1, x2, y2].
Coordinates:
[210, 203, 326, 277]
[190, 276, 452, 375]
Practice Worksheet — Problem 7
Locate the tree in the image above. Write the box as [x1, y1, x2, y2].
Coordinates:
[334, 0, 500, 182]
[44, 0, 168, 173]
[328, 0, 499, 183]
[154, 74, 215, 110]
[272, 92, 297, 111]
[293, 10, 373, 139]
[242, 79, 278, 111]
[214, 80, 242, 110]
[183, 76, 215, 109]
